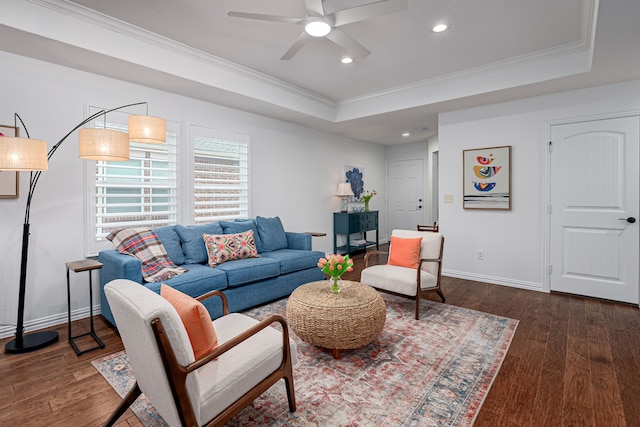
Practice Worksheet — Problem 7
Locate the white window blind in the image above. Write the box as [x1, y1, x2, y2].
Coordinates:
[192, 132, 249, 224]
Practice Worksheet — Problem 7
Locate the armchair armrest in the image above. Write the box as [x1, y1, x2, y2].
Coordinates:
[196, 289, 230, 316]
[188, 314, 292, 370]
[420, 257, 442, 264]
[364, 250, 389, 268]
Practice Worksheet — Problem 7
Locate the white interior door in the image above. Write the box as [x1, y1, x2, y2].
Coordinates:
[388, 159, 424, 235]
[550, 116, 639, 304]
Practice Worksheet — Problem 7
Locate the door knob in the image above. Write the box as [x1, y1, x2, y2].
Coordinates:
[619, 217, 636, 223]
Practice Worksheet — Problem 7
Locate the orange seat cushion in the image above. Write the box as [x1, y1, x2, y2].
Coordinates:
[388, 236, 423, 269]
[160, 284, 219, 360]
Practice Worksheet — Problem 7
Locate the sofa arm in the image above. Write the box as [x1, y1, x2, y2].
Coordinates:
[99, 250, 143, 327]
[285, 232, 312, 251]
[98, 250, 143, 286]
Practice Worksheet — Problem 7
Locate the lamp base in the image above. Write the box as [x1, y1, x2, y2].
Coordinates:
[340, 198, 348, 213]
[5, 330, 59, 354]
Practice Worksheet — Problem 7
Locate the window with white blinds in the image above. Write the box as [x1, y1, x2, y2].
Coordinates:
[95, 136, 178, 238]
[192, 131, 249, 224]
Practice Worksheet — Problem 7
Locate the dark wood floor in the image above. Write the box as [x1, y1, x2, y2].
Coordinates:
[2, 248, 639, 426]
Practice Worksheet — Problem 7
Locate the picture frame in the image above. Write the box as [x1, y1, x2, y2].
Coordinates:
[463, 145, 511, 210]
[0, 124, 20, 199]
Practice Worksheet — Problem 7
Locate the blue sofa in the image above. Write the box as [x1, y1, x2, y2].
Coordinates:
[99, 217, 325, 327]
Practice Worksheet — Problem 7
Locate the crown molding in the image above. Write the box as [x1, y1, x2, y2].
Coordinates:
[10, 0, 599, 125]
[27, 0, 336, 107]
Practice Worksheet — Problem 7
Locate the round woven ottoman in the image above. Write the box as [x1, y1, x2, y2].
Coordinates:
[286, 280, 386, 358]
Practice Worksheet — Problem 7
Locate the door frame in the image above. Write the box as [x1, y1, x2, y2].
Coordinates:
[544, 110, 640, 298]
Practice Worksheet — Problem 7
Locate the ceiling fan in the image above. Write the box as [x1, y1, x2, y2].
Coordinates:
[227, 0, 407, 60]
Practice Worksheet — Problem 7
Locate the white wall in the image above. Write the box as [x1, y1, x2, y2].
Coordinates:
[439, 79, 640, 291]
[0, 51, 386, 338]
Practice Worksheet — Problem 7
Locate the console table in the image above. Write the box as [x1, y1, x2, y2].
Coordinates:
[333, 211, 379, 255]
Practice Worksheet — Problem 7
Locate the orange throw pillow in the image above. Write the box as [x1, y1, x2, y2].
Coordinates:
[388, 236, 423, 269]
[160, 284, 218, 360]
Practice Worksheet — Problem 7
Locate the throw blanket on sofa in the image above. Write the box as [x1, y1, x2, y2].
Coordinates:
[107, 228, 187, 283]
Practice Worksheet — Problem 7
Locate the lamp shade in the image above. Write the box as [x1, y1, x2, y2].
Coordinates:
[0, 136, 48, 171]
[336, 182, 352, 197]
[128, 115, 166, 144]
[79, 128, 130, 161]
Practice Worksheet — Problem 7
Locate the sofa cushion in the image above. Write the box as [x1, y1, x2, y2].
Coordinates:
[146, 264, 228, 296]
[214, 257, 280, 287]
[153, 226, 185, 265]
[256, 216, 288, 252]
[260, 249, 326, 275]
[220, 220, 264, 253]
[175, 222, 224, 264]
[202, 231, 259, 266]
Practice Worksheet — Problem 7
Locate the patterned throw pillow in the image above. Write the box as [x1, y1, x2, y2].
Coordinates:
[202, 230, 259, 267]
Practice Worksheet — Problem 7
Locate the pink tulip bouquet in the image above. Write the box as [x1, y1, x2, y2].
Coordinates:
[318, 254, 354, 293]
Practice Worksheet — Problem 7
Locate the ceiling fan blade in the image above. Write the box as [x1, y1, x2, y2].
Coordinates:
[332, 0, 407, 27]
[227, 11, 303, 25]
[304, 0, 325, 17]
[281, 31, 312, 60]
[325, 28, 371, 58]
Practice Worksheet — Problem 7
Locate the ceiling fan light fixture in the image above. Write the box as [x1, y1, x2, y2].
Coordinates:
[432, 23, 449, 33]
[305, 19, 331, 37]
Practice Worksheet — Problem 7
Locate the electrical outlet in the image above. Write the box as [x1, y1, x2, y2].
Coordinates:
[477, 250, 484, 260]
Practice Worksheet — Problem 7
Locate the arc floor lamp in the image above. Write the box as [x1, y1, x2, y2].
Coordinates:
[0, 102, 166, 354]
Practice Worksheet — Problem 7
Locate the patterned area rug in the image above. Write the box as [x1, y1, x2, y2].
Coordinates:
[92, 293, 518, 426]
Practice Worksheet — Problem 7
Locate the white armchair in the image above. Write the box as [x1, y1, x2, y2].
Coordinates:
[103, 279, 297, 426]
[361, 229, 445, 320]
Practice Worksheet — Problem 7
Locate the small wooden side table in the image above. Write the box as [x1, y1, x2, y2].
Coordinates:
[66, 259, 105, 356]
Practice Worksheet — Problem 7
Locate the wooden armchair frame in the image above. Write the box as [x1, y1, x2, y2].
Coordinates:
[104, 290, 296, 427]
[417, 222, 439, 232]
[364, 236, 445, 320]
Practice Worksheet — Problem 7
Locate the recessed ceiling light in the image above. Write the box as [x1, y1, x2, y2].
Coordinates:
[341, 56, 353, 64]
[432, 24, 449, 33]
[402, 132, 411, 137]
[305, 19, 332, 37]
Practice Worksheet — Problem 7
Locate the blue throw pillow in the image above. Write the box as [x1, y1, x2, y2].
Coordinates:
[256, 216, 288, 252]
[219, 220, 264, 253]
[152, 226, 185, 265]
[175, 222, 224, 264]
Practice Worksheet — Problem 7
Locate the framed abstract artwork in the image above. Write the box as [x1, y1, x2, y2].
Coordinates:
[463, 145, 511, 210]
[0, 124, 19, 199]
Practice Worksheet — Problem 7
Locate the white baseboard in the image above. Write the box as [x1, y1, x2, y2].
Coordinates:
[443, 269, 545, 292]
[0, 305, 101, 339]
